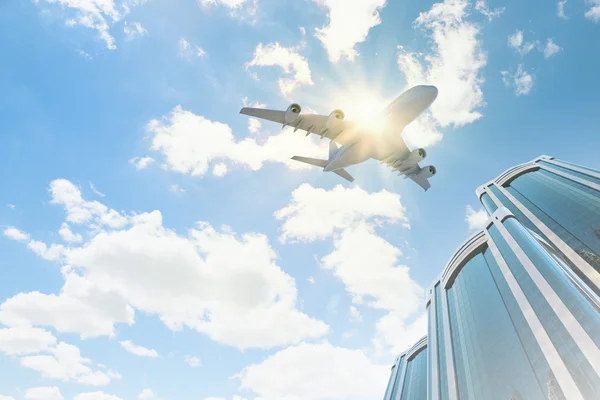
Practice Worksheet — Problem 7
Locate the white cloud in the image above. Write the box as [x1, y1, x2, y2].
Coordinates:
[27, 240, 66, 261]
[78, 50, 93, 59]
[474, 0, 504, 21]
[248, 118, 262, 134]
[299, 26, 306, 36]
[197, 46, 206, 57]
[89, 182, 105, 197]
[349, 306, 362, 321]
[119, 340, 159, 357]
[59, 223, 83, 243]
[507, 30, 537, 55]
[0, 273, 134, 338]
[4, 227, 30, 242]
[586, 0, 600, 22]
[49, 179, 128, 228]
[508, 30, 523, 49]
[199, 0, 257, 19]
[124, 21, 147, 40]
[178, 37, 192, 58]
[543, 39, 561, 58]
[502, 64, 534, 96]
[0, 396, 15, 400]
[307, 276, 315, 284]
[145, 106, 325, 177]
[41, 0, 120, 49]
[558, 0, 568, 18]
[0, 327, 57, 355]
[20, 342, 117, 386]
[246, 42, 313, 96]
[37, 0, 146, 50]
[138, 389, 157, 399]
[312, 0, 388, 63]
[465, 205, 488, 231]
[320, 223, 422, 316]
[3, 180, 328, 349]
[200, 0, 249, 9]
[236, 342, 388, 400]
[275, 184, 407, 243]
[241, 97, 266, 109]
[372, 312, 427, 356]
[184, 355, 202, 367]
[397, 0, 487, 147]
[170, 184, 185, 194]
[73, 392, 123, 400]
[7, 204, 16, 209]
[130, 156, 155, 170]
[212, 163, 228, 177]
[275, 184, 422, 355]
[24, 387, 63, 400]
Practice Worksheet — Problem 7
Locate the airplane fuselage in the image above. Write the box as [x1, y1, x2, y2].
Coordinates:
[323, 85, 438, 172]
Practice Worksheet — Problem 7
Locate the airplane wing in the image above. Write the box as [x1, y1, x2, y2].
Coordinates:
[378, 142, 435, 191]
[240, 107, 362, 147]
[409, 167, 432, 191]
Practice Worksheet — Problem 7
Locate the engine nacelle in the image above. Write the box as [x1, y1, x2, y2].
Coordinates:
[284, 103, 302, 124]
[325, 109, 345, 131]
[329, 109, 345, 120]
[418, 165, 436, 179]
[406, 148, 426, 164]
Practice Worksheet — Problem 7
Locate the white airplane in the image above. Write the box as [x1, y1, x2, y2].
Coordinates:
[240, 85, 439, 191]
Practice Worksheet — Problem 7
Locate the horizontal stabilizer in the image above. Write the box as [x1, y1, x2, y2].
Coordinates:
[333, 168, 354, 182]
[291, 156, 328, 168]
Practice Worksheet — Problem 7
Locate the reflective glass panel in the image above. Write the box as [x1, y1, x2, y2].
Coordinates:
[508, 169, 600, 276]
[538, 161, 600, 187]
[434, 285, 449, 400]
[400, 347, 428, 400]
[446, 247, 545, 399]
[480, 192, 498, 215]
[490, 223, 600, 398]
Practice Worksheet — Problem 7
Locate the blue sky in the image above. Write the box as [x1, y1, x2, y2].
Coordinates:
[1, 0, 600, 399]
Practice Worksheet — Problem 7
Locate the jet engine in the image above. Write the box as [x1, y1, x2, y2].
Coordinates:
[284, 103, 302, 124]
[418, 165, 436, 179]
[329, 109, 345, 120]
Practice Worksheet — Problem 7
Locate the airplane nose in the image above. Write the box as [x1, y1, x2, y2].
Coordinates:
[425, 85, 438, 100]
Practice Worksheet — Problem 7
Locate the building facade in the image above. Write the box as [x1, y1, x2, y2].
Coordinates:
[383, 336, 428, 400]
[426, 207, 600, 400]
[476, 155, 600, 298]
[382, 156, 600, 400]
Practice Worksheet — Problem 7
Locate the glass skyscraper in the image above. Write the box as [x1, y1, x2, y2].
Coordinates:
[476, 155, 600, 297]
[382, 156, 600, 400]
[383, 336, 428, 400]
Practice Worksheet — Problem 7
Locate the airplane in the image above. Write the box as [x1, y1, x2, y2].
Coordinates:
[239, 85, 439, 191]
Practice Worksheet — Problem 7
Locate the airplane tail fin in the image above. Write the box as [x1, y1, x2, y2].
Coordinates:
[291, 156, 328, 168]
[292, 142, 354, 183]
[329, 140, 339, 159]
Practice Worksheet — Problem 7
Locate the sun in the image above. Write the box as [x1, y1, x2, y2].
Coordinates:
[330, 89, 389, 132]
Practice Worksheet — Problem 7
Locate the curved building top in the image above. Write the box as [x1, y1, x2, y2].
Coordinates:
[475, 155, 554, 199]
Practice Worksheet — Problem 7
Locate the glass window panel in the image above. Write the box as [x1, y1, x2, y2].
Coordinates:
[435, 285, 448, 400]
[488, 185, 544, 238]
[490, 223, 600, 398]
[384, 364, 399, 400]
[400, 348, 428, 400]
[538, 161, 600, 187]
[446, 247, 545, 399]
[508, 170, 600, 278]
[551, 159, 600, 175]
[391, 356, 406, 400]
[480, 192, 498, 215]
